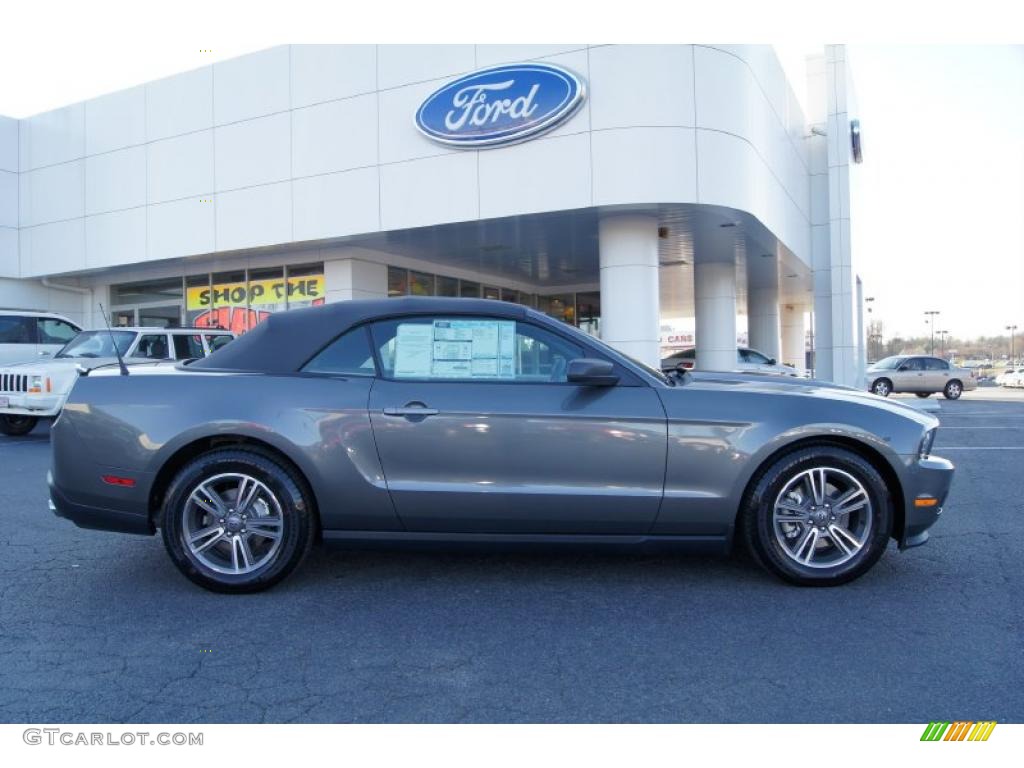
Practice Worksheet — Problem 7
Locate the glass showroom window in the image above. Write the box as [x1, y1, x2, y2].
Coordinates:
[185, 274, 212, 327]
[409, 271, 435, 296]
[459, 280, 481, 298]
[436, 276, 459, 297]
[388, 267, 408, 297]
[286, 263, 325, 310]
[211, 270, 249, 333]
[110, 276, 186, 328]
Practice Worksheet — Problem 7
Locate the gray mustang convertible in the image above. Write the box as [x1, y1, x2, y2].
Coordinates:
[49, 298, 953, 592]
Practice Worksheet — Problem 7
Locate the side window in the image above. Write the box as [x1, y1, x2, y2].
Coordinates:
[370, 317, 584, 383]
[172, 334, 205, 360]
[902, 358, 925, 371]
[134, 334, 170, 360]
[0, 316, 36, 344]
[37, 318, 80, 345]
[925, 358, 948, 371]
[205, 334, 233, 353]
[741, 350, 769, 365]
[302, 327, 376, 376]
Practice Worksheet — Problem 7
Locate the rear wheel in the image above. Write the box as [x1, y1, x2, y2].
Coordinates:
[160, 448, 315, 593]
[870, 378, 892, 397]
[742, 446, 893, 586]
[0, 415, 39, 436]
[943, 380, 963, 400]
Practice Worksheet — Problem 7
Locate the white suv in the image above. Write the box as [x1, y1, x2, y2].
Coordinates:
[0, 310, 82, 366]
[0, 327, 235, 436]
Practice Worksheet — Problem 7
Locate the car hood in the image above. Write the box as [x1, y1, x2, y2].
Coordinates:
[678, 370, 937, 427]
[0, 357, 122, 372]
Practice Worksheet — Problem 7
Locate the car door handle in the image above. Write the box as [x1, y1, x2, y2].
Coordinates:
[382, 406, 439, 417]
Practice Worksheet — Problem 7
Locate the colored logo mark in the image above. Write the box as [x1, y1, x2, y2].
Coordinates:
[920, 721, 997, 741]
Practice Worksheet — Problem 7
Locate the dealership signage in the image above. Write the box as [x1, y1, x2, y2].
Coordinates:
[415, 63, 586, 148]
[186, 275, 325, 310]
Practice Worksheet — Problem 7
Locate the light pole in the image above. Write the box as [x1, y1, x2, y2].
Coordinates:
[1008, 324, 1019, 365]
[938, 330, 949, 357]
[924, 310, 940, 355]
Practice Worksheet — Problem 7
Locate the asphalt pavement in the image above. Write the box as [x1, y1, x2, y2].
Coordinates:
[1, 396, 1021, 723]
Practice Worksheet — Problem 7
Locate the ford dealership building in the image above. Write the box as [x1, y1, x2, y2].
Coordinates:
[0, 44, 865, 384]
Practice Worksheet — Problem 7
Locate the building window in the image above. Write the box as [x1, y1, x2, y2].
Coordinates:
[388, 266, 408, 297]
[459, 280, 480, 298]
[285, 263, 325, 310]
[409, 271, 435, 296]
[436, 276, 459, 297]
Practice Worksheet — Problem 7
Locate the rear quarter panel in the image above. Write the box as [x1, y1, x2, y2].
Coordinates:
[56, 372, 400, 531]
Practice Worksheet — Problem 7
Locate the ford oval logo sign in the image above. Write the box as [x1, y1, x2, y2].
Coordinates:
[415, 63, 586, 148]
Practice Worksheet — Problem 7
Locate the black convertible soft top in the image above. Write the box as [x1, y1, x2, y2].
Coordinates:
[189, 297, 530, 373]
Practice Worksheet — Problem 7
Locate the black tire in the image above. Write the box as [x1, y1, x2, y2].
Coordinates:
[915, 392, 931, 398]
[741, 446, 893, 586]
[0, 415, 39, 436]
[870, 378, 892, 397]
[160, 448, 316, 593]
[943, 380, 963, 400]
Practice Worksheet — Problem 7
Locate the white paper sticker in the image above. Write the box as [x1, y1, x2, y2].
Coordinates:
[393, 319, 517, 379]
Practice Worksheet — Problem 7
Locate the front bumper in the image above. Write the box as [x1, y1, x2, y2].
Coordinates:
[48, 470, 154, 535]
[0, 393, 63, 417]
[899, 455, 955, 549]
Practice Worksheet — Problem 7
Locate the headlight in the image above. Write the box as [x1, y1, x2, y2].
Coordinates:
[919, 428, 937, 459]
[28, 375, 43, 393]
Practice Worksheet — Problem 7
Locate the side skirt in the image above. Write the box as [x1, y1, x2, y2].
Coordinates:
[322, 530, 729, 555]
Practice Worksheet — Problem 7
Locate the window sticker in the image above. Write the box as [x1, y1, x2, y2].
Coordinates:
[394, 320, 516, 379]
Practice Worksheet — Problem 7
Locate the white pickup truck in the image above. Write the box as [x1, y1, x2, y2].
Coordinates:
[0, 327, 234, 436]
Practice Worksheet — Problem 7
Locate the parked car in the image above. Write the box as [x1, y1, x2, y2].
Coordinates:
[661, 346, 802, 376]
[0, 309, 82, 366]
[0, 327, 235, 436]
[1004, 369, 1024, 388]
[866, 355, 977, 400]
[995, 368, 1020, 387]
[49, 298, 953, 592]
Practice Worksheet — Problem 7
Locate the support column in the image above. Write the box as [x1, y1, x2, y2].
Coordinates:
[749, 274, 778, 360]
[324, 253, 388, 302]
[694, 260, 737, 372]
[781, 304, 807, 371]
[598, 215, 660, 368]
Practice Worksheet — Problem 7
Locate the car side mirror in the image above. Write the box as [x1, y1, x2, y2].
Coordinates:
[566, 358, 619, 386]
[768, 358, 777, 365]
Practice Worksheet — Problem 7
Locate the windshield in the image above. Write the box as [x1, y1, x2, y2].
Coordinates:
[56, 331, 135, 359]
[871, 356, 906, 370]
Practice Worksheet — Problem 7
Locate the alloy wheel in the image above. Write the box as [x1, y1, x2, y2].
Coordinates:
[182, 473, 285, 575]
[772, 466, 873, 569]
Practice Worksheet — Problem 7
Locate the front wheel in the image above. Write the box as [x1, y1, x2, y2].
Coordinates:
[0, 415, 39, 436]
[741, 446, 893, 586]
[943, 380, 963, 400]
[870, 378, 892, 397]
[161, 448, 316, 593]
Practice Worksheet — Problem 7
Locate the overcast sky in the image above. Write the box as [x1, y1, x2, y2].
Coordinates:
[2, 39, 1021, 341]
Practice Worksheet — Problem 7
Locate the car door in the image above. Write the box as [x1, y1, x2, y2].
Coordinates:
[893, 357, 926, 391]
[366, 314, 668, 534]
[36, 318, 81, 360]
[923, 357, 949, 390]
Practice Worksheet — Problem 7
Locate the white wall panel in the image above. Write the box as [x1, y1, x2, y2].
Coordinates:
[475, 45, 584, 68]
[20, 160, 84, 226]
[85, 86, 146, 156]
[592, 128, 697, 206]
[214, 113, 291, 192]
[0, 228, 16, 277]
[147, 130, 215, 204]
[147, 197, 215, 261]
[86, 207, 146, 268]
[214, 47, 290, 125]
[0, 171, 16, 228]
[589, 45, 695, 130]
[378, 78, 456, 164]
[216, 181, 291, 251]
[20, 218, 85, 276]
[380, 153, 477, 231]
[293, 167, 379, 242]
[290, 45, 376, 108]
[291, 94, 377, 178]
[146, 67, 214, 141]
[0, 116, 17, 172]
[85, 146, 146, 215]
[377, 45, 474, 90]
[22, 104, 85, 170]
[479, 133, 590, 219]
